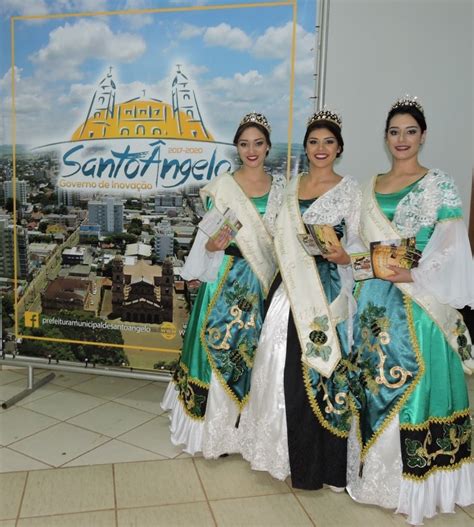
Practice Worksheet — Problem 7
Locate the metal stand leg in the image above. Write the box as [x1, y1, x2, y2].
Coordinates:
[2, 366, 55, 409]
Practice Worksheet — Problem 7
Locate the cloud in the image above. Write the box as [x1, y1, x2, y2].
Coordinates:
[119, 0, 154, 28]
[58, 82, 96, 106]
[29, 18, 146, 80]
[0, 0, 48, 17]
[179, 23, 205, 39]
[177, 63, 208, 78]
[0, 67, 43, 115]
[211, 70, 263, 98]
[0, 66, 60, 145]
[203, 23, 252, 51]
[0, 0, 109, 18]
[52, 0, 109, 13]
[254, 22, 315, 60]
[0, 65, 20, 89]
[168, 0, 209, 5]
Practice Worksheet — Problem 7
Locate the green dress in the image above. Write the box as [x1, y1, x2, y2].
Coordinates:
[169, 194, 269, 421]
[347, 173, 473, 523]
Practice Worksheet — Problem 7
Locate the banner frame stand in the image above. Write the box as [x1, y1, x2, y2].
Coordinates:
[1, 365, 56, 409]
[0, 354, 172, 408]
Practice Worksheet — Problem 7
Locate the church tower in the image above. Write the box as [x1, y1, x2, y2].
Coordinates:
[78, 67, 117, 139]
[160, 259, 174, 322]
[111, 255, 124, 313]
[171, 65, 210, 139]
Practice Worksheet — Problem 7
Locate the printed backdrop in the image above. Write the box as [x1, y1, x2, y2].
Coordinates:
[0, 0, 317, 371]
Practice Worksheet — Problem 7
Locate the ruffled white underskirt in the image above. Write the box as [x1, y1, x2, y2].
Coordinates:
[347, 415, 474, 525]
[161, 373, 242, 458]
[239, 283, 291, 480]
[161, 382, 204, 455]
[397, 463, 474, 525]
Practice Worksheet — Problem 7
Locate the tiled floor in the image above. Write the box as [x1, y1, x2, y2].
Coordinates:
[0, 366, 473, 526]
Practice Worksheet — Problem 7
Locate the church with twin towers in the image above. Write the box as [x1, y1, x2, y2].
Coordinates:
[72, 65, 214, 142]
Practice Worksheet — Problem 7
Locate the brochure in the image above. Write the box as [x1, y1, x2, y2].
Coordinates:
[198, 207, 242, 240]
[350, 237, 421, 280]
[297, 223, 341, 256]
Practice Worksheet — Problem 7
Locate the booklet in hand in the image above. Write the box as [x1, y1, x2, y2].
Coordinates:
[297, 224, 341, 256]
[198, 207, 242, 240]
[350, 237, 421, 280]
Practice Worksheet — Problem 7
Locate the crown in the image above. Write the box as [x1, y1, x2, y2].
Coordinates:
[390, 94, 424, 114]
[307, 107, 342, 129]
[239, 112, 271, 133]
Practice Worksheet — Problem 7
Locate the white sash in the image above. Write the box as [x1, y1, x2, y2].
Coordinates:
[361, 177, 465, 355]
[274, 175, 347, 378]
[200, 173, 276, 294]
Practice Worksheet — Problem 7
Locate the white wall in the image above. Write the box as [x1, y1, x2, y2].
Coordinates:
[325, 0, 473, 221]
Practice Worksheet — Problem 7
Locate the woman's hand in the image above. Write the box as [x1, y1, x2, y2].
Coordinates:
[205, 226, 233, 252]
[186, 279, 201, 289]
[384, 266, 413, 283]
[323, 246, 351, 265]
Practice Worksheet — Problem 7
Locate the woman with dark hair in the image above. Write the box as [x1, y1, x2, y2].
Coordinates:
[161, 112, 285, 457]
[346, 96, 474, 524]
[239, 109, 361, 490]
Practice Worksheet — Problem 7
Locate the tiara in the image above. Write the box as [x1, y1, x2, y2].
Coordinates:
[307, 107, 342, 129]
[239, 112, 271, 133]
[390, 95, 424, 115]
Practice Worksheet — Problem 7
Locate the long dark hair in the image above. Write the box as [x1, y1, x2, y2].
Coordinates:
[303, 120, 344, 158]
[385, 105, 427, 136]
[233, 122, 272, 149]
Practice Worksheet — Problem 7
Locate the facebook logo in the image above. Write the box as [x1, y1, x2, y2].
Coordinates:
[24, 311, 41, 328]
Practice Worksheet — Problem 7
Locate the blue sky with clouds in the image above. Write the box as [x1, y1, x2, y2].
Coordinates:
[0, 0, 317, 146]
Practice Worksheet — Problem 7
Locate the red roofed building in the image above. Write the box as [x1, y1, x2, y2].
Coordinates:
[42, 277, 91, 312]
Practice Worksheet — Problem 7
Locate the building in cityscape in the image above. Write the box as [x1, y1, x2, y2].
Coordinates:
[154, 193, 183, 214]
[0, 216, 32, 279]
[79, 224, 101, 242]
[42, 277, 92, 312]
[88, 197, 124, 234]
[154, 220, 174, 262]
[111, 256, 173, 324]
[57, 188, 83, 207]
[62, 247, 86, 266]
[29, 242, 56, 268]
[125, 242, 152, 259]
[3, 180, 29, 205]
[45, 213, 80, 230]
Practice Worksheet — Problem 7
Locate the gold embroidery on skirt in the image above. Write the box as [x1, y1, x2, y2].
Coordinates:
[318, 378, 349, 416]
[360, 327, 413, 389]
[207, 304, 256, 351]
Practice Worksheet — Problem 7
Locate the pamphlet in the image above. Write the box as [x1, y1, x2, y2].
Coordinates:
[350, 237, 421, 280]
[297, 224, 341, 256]
[198, 207, 242, 240]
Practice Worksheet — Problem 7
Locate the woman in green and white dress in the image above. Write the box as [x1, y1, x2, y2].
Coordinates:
[346, 96, 474, 525]
[161, 113, 285, 457]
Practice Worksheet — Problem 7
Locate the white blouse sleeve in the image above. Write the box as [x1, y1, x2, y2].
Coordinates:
[342, 182, 365, 255]
[411, 219, 474, 309]
[180, 229, 224, 282]
[338, 182, 363, 346]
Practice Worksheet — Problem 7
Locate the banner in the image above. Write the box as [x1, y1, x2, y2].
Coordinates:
[0, 0, 317, 371]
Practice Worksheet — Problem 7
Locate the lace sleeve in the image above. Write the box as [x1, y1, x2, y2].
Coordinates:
[263, 172, 286, 236]
[393, 169, 463, 237]
[411, 219, 474, 309]
[302, 176, 357, 226]
[435, 171, 463, 211]
[343, 180, 365, 254]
